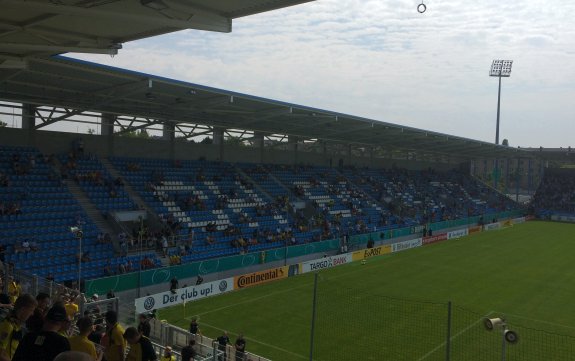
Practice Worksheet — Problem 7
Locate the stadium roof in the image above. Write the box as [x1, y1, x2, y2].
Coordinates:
[0, 56, 538, 161]
[0, 0, 314, 68]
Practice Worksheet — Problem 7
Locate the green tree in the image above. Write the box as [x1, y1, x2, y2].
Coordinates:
[119, 129, 150, 138]
[224, 137, 247, 147]
[0, 121, 7, 128]
[502, 139, 509, 146]
[200, 137, 213, 145]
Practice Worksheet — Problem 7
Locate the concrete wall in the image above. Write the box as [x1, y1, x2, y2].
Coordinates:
[0, 127, 460, 171]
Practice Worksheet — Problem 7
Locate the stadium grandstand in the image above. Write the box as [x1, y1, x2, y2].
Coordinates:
[0, 0, 571, 360]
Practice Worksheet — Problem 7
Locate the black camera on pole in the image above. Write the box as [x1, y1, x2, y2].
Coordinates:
[70, 226, 83, 239]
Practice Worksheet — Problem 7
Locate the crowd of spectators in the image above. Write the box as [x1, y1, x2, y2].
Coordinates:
[0, 278, 242, 361]
[0, 278, 255, 361]
[531, 171, 575, 213]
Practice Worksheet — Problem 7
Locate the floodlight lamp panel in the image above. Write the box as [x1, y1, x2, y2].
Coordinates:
[490, 59, 513, 77]
[489, 60, 502, 76]
[501, 60, 513, 76]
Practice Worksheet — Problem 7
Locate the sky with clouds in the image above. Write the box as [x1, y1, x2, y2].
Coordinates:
[70, 0, 575, 147]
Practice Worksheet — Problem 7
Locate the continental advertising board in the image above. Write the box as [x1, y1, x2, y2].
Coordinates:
[299, 254, 352, 274]
[134, 278, 234, 313]
[233, 266, 288, 289]
[391, 238, 422, 253]
[352, 244, 392, 261]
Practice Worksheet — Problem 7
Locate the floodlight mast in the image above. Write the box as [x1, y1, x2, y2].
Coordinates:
[489, 60, 513, 190]
[490, 60, 513, 145]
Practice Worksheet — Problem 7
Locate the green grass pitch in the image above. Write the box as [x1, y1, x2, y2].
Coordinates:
[158, 221, 575, 360]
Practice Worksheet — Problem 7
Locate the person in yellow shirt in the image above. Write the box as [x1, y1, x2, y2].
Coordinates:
[69, 316, 98, 360]
[104, 311, 126, 361]
[64, 296, 79, 320]
[7, 279, 21, 304]
[123, 327, 157, 361]
[160, 346, 175, 361]
[0, 294, 37, 361]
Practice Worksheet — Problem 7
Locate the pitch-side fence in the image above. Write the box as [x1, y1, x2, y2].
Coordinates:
[309, 273, 575, 361]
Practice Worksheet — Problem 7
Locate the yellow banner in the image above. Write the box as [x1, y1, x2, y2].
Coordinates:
[234, 266, 288, 289]
[352, 245, 391, 261]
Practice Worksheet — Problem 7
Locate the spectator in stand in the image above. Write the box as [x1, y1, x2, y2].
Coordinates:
[68, 316, 98, 360]
[64, 295, 79, 320]
[7, 279, 21, 307]
[103, 311, 126, 361]
[104, 262, 113, 276]
[0, 294, 37, 361]
[88, 324, 105, 345]
[181, 339, 197, 361]
[123, 326, 157, 361]
[12, 303, 70, 361]
[162, 237, 169, 257]
[160, 346, 175, 361]
[234, 334, 246, 361]
[26, 292, 50, 333]
[137, 314, 151, 338]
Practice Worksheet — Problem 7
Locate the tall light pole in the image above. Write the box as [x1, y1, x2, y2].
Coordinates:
[489, 60, 513, 189]
[137, 215, 144, 298]
[71, 226, 83, 291]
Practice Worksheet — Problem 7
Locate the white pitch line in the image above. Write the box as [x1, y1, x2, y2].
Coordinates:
[491, 311, 575, 331]
[416, 311, 494, 361]
[186, 260, 383, 318]
[199, 321, 308, 360]
[189, 282, 311, 317]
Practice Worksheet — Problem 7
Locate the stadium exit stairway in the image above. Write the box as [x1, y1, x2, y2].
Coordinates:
[234, 165, 276, 202]
[47, 156, 116, 240]
[62, 178, 116, 238]
[100, 157, 154, 215]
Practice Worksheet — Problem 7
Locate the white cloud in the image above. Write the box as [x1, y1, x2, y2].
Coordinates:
[71, 0, 575, 147]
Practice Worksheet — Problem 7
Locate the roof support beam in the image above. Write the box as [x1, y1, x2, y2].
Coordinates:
[34, 79, 149, 129]
[115, 119, 162, 135]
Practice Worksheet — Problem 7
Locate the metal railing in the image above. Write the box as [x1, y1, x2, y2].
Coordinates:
[149, 318, 268, 361]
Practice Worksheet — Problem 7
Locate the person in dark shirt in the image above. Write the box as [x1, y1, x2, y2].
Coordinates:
[138, 314, 151, 338]
[216, 331, 230, 361]
[26, 293, 50, 333]
[189, 317, 200, 335]
[124, 326, 157, 361]
[169, 278, 178, 294]
[181, 339, 197, 361]
[88, 324, 106, 345]
[234, 334, 246, 361]
[195, 275, 203, 285]
[13, 304, 71, 361]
